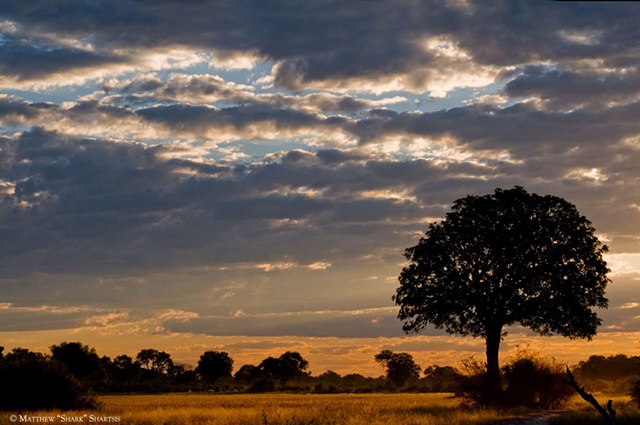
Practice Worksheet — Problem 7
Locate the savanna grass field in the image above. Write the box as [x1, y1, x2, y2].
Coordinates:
[2, 393, 639, 425]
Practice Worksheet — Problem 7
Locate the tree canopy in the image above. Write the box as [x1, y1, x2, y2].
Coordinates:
[394, 186, 610, 393]
[259, 351, 310, 387]
[50, 341, 101, 383]
[0, 347, 98, 411]
[136, 348, 174, 375]
[196, 351, 234, 384]
[374, 350, 421, 388]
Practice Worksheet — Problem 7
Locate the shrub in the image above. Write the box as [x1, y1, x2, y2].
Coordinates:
[247, 377, 277, 393]
[631, 376, 640, 407]
[457, 356, 492, 406]
[0, 349, 99, 411]
[458, 351, 574, 409]
[502, 352, 574, 409]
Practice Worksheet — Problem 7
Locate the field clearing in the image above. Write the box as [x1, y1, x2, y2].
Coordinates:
[1, 393, 639, 425]
[0, 393, 547, 425]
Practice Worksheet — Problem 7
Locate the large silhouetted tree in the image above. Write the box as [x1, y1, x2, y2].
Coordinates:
[394, 186, 610, 396]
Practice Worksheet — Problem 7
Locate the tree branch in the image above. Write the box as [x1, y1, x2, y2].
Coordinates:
[563, 366, 615, 425]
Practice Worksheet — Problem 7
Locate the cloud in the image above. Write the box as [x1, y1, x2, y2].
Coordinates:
[0, 35, 125, 82]
[0, 128, 436, 279]
[0, 1, 542, 93]
[2, 0, 640, 364]
[0, 95, 57, 122]
[116, 73, 403, 113]
[161, 307, 408, 338]
[0, 304, 106, 332]
[503, 64, 640, 110]
[2, 1, 635, 95]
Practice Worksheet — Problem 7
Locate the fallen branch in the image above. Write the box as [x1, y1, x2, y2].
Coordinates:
[563, 365, 615, 425]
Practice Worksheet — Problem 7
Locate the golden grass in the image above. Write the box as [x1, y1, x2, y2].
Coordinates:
[2, 393, 637, 425]
[549, 394, 640, 425]
[0, 393, 536, 425]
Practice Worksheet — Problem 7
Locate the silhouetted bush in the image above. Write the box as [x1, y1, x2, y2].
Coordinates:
[457, 356, 491, 406]
[458, 351, 574, 409]
[0, 349, 98, 411]
[502, 352, 574, 409]
[631, 376, 640, 407]
[423, 365, 464, 393]
[247, 377, 277, 393]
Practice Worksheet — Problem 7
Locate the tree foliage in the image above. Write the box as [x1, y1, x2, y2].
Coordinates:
[575, 354, 640, 383]
[196, 351, 234, 384]
[423, 365, 463, 393]
[136, 348, 174, 375]
[395, 186, 610, 393]
[50, 341, 102, 383]
[258, 351, 310, 387]
[374, 350, 421, 388]
[234, 364, 262, 383]
[0, 348, 98, 411]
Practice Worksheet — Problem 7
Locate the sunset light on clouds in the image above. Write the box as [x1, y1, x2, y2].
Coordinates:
[1, 0, 640, 376]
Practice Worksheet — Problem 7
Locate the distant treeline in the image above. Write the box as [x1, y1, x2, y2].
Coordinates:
[0, 342, 461, 397]
[573, 354, 640, 394]
[2, 342, 640, 410]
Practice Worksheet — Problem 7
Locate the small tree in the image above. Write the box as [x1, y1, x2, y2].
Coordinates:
[259, 351, 310, 388]
[107, 354, 142, 391]
[423, 365, 463, 393]
[374, 350, 421, 388]
[234, 364, 262, 384]
[196, 351, 234, 385]
[395, 186, 610, 396]
[50, 341, 102, 384]
[136, 348, 174, 375]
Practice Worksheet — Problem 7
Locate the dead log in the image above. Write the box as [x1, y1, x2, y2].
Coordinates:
[563, 366, 615, 425]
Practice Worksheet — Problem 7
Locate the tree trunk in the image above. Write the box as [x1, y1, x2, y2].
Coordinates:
[485, 328, 502, 396]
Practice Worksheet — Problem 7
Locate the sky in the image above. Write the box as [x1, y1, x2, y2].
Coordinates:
[1, 0, 640, 377]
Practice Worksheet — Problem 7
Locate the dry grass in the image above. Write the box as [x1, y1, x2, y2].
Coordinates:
[549, 394, 640, 425]
[0, 393, 542, 425]
[5, 392, 638, 425]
